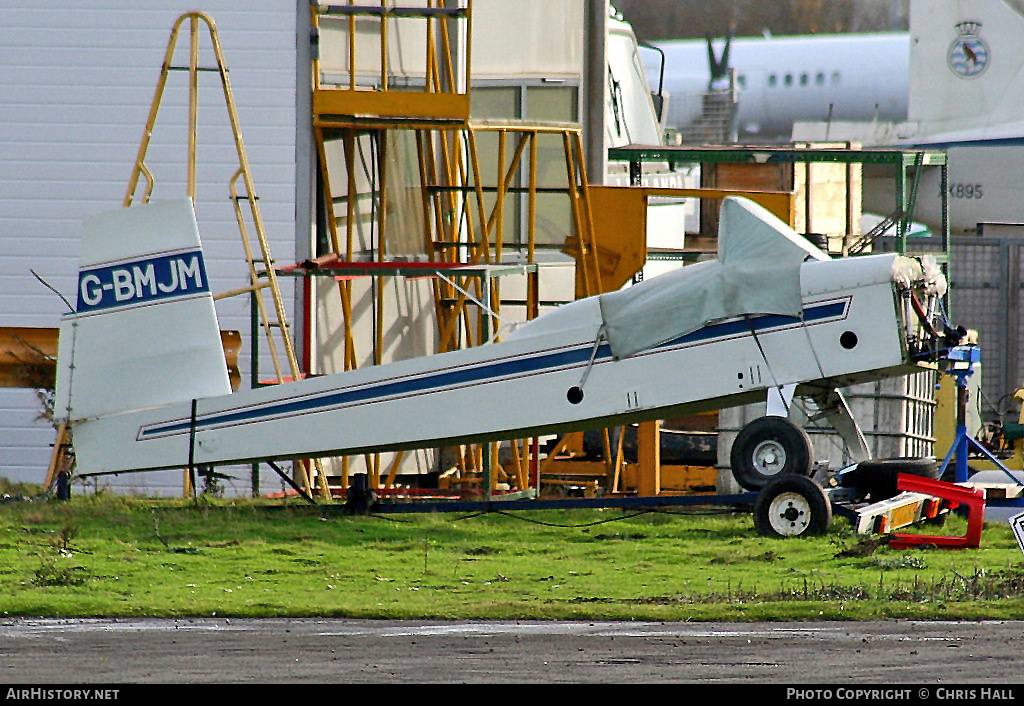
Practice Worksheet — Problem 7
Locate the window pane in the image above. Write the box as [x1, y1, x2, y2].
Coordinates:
[471, 86, 520, 119]
[526, 86, 578, 122]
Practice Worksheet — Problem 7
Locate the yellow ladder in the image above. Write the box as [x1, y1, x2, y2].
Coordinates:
[123, 12, 330, 499]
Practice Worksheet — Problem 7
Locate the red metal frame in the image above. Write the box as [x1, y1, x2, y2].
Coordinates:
[889, 473, 986, 549]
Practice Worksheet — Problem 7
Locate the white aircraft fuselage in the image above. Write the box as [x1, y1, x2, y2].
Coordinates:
[646, 33, 910, 140]
[55, 198, 949, 476]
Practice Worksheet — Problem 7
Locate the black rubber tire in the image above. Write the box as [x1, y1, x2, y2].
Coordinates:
[730, 416, 814, 491]
[839, 457, 939, 500]
[754, 474, 833, 538]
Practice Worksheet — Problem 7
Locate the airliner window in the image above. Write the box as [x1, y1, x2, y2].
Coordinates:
[831, 71, 841, 85]
[784, 73, 793, 86]
[800, 73, 808, 86]
[768, 74, 777, 87]
[737, 74, 746, 89]
[815, 72, 825, 86]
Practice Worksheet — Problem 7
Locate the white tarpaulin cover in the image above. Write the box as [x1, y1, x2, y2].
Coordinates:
[598, 196, 830, 359]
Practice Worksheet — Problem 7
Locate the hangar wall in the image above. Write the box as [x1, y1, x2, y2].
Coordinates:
[0, 1, 308, 493]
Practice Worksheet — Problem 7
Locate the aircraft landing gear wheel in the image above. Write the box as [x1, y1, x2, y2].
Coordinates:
[730, 416, 813, 491]
[754, 475, 832, 538]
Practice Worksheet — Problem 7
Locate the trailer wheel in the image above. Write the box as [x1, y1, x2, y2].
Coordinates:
[754, 475, 832, 537]
[730, 416, 813, 491]
[839, 457, 939, 500]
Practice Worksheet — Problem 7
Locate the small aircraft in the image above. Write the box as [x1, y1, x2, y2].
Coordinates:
[54, 196, 956, 498]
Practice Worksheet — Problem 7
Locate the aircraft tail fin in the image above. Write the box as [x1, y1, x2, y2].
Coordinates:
[909, 1, 1024, 130]
[54, 199, 232, 425]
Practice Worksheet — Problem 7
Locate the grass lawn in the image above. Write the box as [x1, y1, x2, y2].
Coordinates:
[3, 484, 1024, 621]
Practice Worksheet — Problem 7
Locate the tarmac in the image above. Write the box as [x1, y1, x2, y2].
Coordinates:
[2, 618, 1024, 685]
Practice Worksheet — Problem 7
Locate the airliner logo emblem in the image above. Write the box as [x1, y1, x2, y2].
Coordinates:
[948, 20, 989, 80]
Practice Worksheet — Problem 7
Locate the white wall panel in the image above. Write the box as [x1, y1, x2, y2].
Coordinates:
[0, 1, 303, 492]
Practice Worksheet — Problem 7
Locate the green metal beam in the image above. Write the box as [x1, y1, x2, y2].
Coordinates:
[607, 145, 947, 167]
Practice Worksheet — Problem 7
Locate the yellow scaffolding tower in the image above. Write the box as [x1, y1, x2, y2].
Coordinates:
[309, 1, 603, 497]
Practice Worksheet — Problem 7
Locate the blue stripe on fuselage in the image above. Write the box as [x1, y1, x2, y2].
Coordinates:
[138, 299, 847, 439]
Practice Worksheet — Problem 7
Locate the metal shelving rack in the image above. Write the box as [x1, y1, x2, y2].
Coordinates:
[607, 144, 950, 263]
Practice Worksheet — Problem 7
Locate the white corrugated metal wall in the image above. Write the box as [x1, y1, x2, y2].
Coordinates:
[0, 1, 308, 494]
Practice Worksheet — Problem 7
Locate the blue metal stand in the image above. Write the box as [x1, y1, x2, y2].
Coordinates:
[937, 346, 1022, 486]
